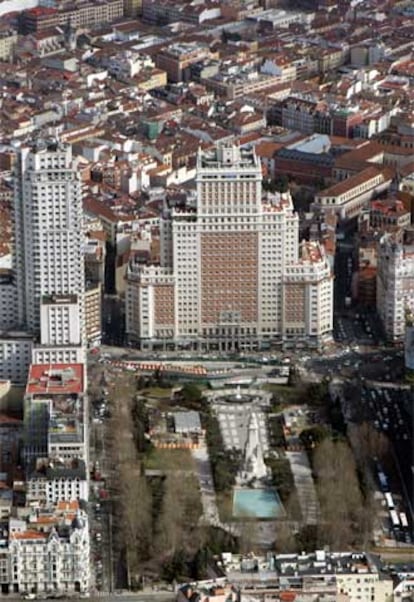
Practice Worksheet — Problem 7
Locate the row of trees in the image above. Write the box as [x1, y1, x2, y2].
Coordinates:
[106, 375, 206, 587]
[204, 412, 242, 492]
[312, 438, 374, 549]
[266, 456, 302, 526]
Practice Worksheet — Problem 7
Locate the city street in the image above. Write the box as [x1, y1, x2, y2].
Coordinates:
[88, 377, 114, 593]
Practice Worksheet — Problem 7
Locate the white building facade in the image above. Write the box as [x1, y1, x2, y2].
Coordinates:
[0, 333, 33, 384]
[0, 272, 18, 331]
[126, 144, 333, 350]
[283, 241, 333, 345]
[377, 230, 414, 341]
[40, 295, 82, 347]
[7, 508, 90, 595]
[26, 476, 88, 504]
[14, 141, 85, 347]
[27, 459, 88, 504]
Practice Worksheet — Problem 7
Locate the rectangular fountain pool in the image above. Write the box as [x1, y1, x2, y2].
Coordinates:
[233, 488, 285, 519]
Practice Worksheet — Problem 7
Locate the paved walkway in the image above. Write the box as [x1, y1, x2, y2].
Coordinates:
[285, 450, 319, 525]
[191, 443, 222, 525]
[191, 443, 239, 535]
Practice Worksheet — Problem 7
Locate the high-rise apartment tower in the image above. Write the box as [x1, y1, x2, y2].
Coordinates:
[14, 140, 85, 348]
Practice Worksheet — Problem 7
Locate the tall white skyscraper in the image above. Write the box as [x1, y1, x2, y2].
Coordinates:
[13, 140, 85, 348]
[126, 143, 333, 350]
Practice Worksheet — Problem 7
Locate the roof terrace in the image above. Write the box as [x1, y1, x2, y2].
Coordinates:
[26, 364, 84, 395]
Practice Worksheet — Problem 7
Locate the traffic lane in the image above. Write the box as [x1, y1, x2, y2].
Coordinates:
[334, 246, 354, 310]
[308, 350, 405, 380]
[333, 313, 383, 346]
[357, 385, 413, 527]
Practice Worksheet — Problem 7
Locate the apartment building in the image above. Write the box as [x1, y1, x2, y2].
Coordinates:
[370, 198, 411, 230]
[126, 144, 333, 350]
[31, 346, 86, 366]
[0, 128, 91, 600]
[23, 363, 88, 465]
[27, 458, 88, 503]
[0, 29, 17, 61]
[14, 141, 85, 348]
[400, 172, 414, 195]
[203, 69, 281, 101]
[39, 295, 82, 348]
[20, 0, 124, 33]
[142, 0, 221, 25]
[84, 237, 106, 285]
[283, 241, 333, 345]
[377, 229, 414, 341]
[220, 550, 393, 602]
[126, 265, 175, 342]
[84, 283, 102, 347]
[156, 42, 216, 83]
[278, 96, 366, 138]
[6, 502, 89, 595]
[0, 271, 18, 331]
[0, 333, 33, 385]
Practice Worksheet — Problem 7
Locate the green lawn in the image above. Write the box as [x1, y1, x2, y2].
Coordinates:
[144, 447, 195, 472]
[263, 383, 304, 403]
[142, 386, 173, 399]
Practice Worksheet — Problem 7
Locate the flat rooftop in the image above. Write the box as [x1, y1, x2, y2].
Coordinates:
[199, 144, 259, 170]
[26, 364, 84, 395]
[287, 133, 331, 155]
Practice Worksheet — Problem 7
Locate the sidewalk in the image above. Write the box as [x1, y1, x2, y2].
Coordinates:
[191, 443, 221, 525]
[286, 450, 319, 525]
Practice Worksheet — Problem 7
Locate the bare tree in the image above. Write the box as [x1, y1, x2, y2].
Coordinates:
[313, 439, 364, 548]
[154, 474, 185, 558]
[239, 522, 258, 554]
[351, 422, 389, 464]
[274, 519, 296, 553]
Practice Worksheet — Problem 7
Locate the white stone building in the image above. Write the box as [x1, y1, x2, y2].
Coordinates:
[13, 141, 85, 347]
[7, 503, 90, 595]
[126, 143, 333, 350]
[0, 271, 18, 331]
[27, 458, 88, 503]
[0, 333, 33, 384]
[40, 295, 82, 347]
[283, 241, 333, 345]
[377, 229, 414, 341]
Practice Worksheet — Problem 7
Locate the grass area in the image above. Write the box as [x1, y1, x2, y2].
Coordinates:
[141, 387, 173, 399]
[262, 383, 304, 403]
[144, 447, 196, 472]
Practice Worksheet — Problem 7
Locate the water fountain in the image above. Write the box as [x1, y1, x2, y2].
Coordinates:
[213, 385, 257, 405]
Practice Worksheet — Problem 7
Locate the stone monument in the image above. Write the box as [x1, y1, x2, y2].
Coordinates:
[239, 411, 267, 484]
